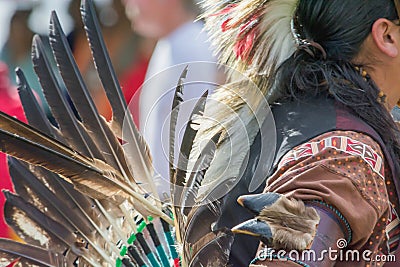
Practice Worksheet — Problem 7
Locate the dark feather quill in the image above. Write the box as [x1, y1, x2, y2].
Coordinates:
[184, 201, 221, 246]
[20, 163, 138, 266]
[48, 11, 131, 180]
[170, 66, 188, 182]
[180, 131, 221, 216]
[182, 178, 237, 265]
[173, 90, 208, 189]
[15, 68, 61, 141]
[4, 191, 77, 254]
[0, 238, 65, 266]
[80, 0, 127, 135]
[172, 90, 208, 244]
[14, 64, 131, 262]
[0, 127, 106, 201]
[8, 157, 94, 236]
[6, 9, 169, 217]
[81, 0, 158, 198]
[0, 116, 164, 214]
[3, 191, 109, 266]
[0, 111, 77, 159]
[49, 10, 159, 199]
[5, 156, 139, 265]
[188, 229, 234, 267]
[31, 34, 102, 159]
[15, 67, 137, 242]
[26, 164, 107, 235]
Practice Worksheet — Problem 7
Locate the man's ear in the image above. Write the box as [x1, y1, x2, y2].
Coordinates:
[371, 18, 399, 58]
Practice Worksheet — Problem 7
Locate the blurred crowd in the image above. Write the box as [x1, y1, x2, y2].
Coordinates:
[0, 0, 218, 239]
[0, 0, 157, 124]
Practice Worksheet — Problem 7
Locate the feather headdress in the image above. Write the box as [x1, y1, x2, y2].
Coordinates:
[201, 0, 298, 93]
[166, 1, 300, 263]
[182, 0, 299, 202]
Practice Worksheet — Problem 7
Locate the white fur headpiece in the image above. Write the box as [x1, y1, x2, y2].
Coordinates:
[185, 0, 300, 201]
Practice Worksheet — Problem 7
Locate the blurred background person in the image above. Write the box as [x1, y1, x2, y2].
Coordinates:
[68, 0, 155, 124]
[0, 6, 51, 119]
[0, 8, 35, 87]
[0, 0, 155, 239]
[0, 0, 155, 237]
[123, 0, 221, 200]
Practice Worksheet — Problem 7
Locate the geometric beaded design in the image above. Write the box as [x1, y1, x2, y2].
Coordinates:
[386, 203, 400, 254]
[279, 135, 385, 179]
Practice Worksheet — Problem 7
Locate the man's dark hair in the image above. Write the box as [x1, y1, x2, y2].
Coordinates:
[274, 0, 400, 179]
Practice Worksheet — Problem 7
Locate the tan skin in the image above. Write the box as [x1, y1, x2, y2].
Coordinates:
[357, 18, 400, 110]
[121, 0, 196, 39]
[363, 19, 400, 267]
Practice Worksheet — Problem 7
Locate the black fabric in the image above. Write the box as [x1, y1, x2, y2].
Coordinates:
[215, 126, 265, 267]
[218, 94, 397, 266]
[271, 95, 337, 168]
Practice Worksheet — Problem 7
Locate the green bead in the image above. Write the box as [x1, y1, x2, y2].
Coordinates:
[138, 221, 146, 233]
[127, 233, 136, 244]
[116, 258, 122, 267]
[120, 245, 127, 256]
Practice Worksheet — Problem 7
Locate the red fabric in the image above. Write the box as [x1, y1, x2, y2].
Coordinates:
[173, 258, 180, 267]
[0, 62, 26, 239]
[119, 56, 149, 128]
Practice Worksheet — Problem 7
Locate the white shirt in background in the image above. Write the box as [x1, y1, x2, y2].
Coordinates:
[139, 20, 218, 200]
